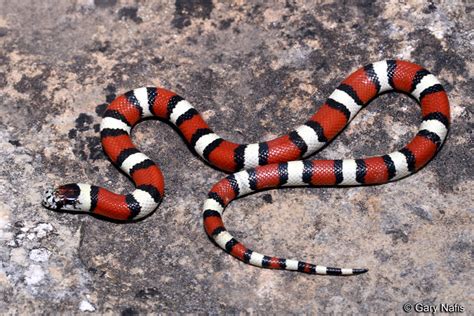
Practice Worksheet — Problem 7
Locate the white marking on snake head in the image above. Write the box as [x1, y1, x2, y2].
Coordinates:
[42, 188, 58, 209]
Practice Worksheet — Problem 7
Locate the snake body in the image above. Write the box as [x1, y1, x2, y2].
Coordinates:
[42, 60, 450, 275]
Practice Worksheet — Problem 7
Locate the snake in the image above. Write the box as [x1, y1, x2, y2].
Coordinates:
[42, 60, 450, 275]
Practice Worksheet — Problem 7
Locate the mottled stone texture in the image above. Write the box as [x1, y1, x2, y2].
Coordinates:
[0, 0, 472, 314]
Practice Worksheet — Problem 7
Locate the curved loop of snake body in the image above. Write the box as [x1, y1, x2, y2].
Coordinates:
[42, 60, 450, 275]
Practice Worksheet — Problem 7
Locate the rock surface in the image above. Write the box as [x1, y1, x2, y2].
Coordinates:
[0, 0, 472, 313]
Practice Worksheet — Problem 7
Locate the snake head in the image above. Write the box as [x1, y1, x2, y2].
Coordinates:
[42, 184, 81, 211]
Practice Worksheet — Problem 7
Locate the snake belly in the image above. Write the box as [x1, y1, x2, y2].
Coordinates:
[42, 60, 450, 275]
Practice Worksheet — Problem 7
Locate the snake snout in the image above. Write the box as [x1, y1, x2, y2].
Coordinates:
[42, 188, 60, 209]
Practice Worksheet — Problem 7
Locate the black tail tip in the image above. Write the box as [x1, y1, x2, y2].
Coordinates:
[353, 268, 369, 274]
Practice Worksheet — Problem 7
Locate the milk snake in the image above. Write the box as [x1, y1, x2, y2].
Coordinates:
[43, 60, 450, 275]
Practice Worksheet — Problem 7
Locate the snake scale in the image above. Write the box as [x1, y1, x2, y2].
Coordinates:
[42, 60, 450, 275]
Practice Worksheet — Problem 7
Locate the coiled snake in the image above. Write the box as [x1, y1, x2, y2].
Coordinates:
[42, 60, 450, 275]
